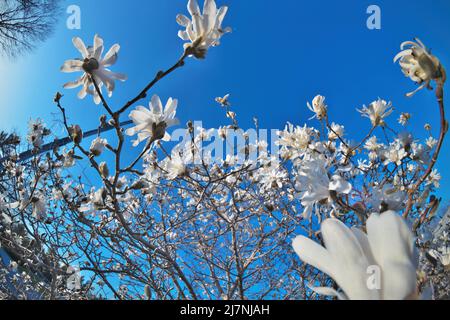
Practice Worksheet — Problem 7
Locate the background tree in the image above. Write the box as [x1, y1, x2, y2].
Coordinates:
[0, 0, 61, 57]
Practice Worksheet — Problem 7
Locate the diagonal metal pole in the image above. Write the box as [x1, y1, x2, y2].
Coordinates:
[0, 120, 133, 168]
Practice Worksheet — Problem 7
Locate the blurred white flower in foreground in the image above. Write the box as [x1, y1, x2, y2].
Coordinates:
[307, 95, 327, 120]
[125, 95, 179, 147]
[177, 0, 231, 59]
[357, 99, 393, 127]
[293, 211, 419, 300]
[394, 38, 446, 97]
[61, 34, 127, 104]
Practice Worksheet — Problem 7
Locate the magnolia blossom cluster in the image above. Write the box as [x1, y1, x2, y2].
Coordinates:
[0, 140, 95, 299]
[276, 96, 442, 220]
[27, 119, 50, 150]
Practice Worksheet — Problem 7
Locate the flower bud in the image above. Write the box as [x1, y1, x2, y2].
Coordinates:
[99, 162, 109, 179]
[131, 180, 148, 190]
[69, 125, 83, 145]
[54, 92, 63, 103]
[90, 137, 107, 157]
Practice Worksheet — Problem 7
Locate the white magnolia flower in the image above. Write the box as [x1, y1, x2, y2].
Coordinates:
[177, 0, 231, 59]
[9, 261, 18, 272]
[277, 123, 313, 156]
[357, 99, 393, 127]
[32, 195, 47, 221]
[218, 126, 228, 139]
[293, 211, 419, 300]
[411, 142, 431, 164]
[0, 196, 19, 224]
[259, 166, 287, 191]
[328, 123, 345, 141]
[297, 159, 352, 219]
[428, 247, 450, 270]
[90, 137, 107, 156]
[61, 34, 127, 104]
[307, 95, 327, 120]
[0, 196, 19, 211]
[383, 141, 407, 166]
[425, 137, 438, 149]
[27, 119, 48, 149]
[398, 113, 411, 126]
[394, 38, 446, 97]
[427, 169, 441, 188]
[369, 184, 406, 212]
[81, 188, 107, 212]
[216, 94, 231, 107]
[368, 151, 378, 162]
[364, 136, 382, 152]
[52, 188, 64, 201]
[165, 152, 188, 180]
[125, 95, 179, 147]
[226, 111, 236, 120]
[97, 162, 109, 180]
[62, 149, 76, 168]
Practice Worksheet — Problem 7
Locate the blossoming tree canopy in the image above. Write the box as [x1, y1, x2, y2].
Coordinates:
[0, 0, 448, 301]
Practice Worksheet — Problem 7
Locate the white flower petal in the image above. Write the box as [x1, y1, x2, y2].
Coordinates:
[366, 211, 418, 300]
[72, 37, 89, 58]
[61, 59, 83, 73]
[321, 219, 376, 300]
[293, 236, 336, 280]
[309, 286, 348, 300]
[101, 44, 120, 67]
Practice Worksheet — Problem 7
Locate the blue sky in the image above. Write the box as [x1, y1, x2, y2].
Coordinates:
[1, 0, 449, 199]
